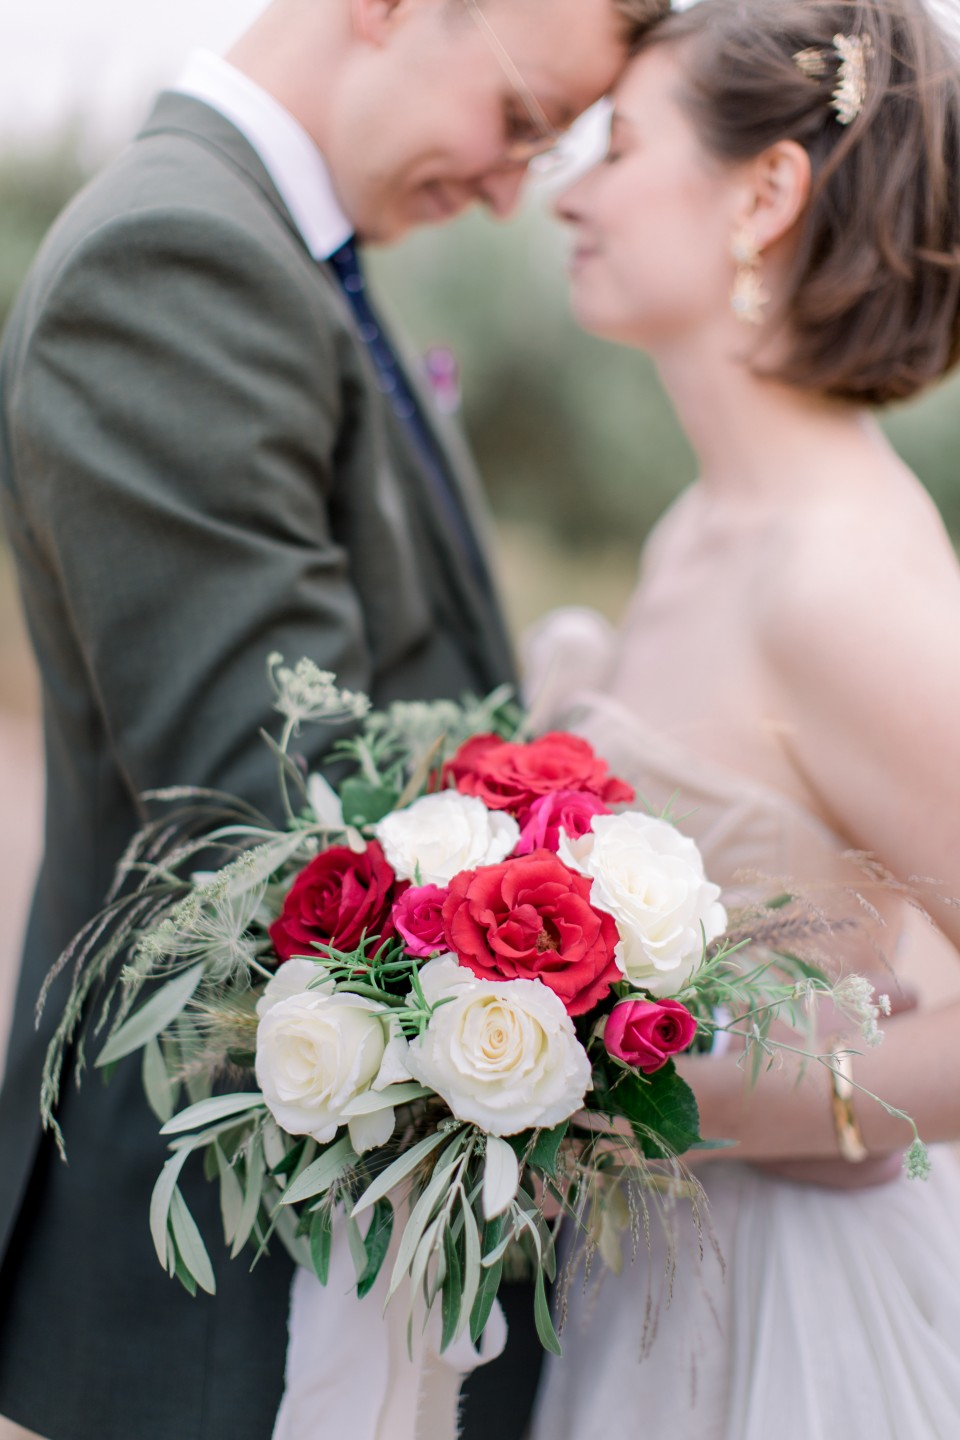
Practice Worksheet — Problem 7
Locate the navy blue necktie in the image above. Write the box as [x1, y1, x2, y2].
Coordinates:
[328, 239, 486, 583]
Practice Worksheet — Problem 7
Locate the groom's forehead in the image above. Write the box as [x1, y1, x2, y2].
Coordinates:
[451, 0, 635, 99]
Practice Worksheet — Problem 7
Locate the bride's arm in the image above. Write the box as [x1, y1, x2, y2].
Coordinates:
[677, 998, 960, 1159]
[682, 488, 960, 1163]
[763, 494, 960, 954]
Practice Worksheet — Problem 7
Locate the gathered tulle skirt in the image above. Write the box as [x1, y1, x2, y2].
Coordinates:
[533, 1148, 960, 1440]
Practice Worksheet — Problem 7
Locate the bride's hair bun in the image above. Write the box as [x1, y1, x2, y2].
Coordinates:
[642, 0, 960, 406]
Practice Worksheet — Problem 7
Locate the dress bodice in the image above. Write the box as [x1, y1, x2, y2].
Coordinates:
[523, 607, 893, 961]
[529, 612, 960, 1440]
[565, 690, 865, 893]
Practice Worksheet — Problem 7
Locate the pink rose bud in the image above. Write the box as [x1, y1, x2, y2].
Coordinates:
[603, 998, 698, 1074]
[515, 790, 611, 856]
[392, 884, 450, 958]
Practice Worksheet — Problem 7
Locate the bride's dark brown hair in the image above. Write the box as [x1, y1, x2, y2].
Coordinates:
[642, 0, 960, 406]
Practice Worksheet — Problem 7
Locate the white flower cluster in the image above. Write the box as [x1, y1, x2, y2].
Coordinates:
[254, 788, 726, 1153]
[267, 653, 370, 731]
[831, 973, 888, 1048]
[253, 952, 592, 1146]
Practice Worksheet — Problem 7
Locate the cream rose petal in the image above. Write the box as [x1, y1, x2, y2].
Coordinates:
[405, 963, 591, 1136]
[255, 992, 388, 1142]
[560, 812, 726, 996]
[256, 957, 333, 1017]
[374, 791, 519, 887]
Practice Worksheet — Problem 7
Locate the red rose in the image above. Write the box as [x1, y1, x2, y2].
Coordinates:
[270, 841, 398, 961]
[445, 731, 634, 821]
[603, 998, 698, 1073]
[442, 850, 620, 1016]
[515, 790, 611, 856]
[392, 884, 449, 958]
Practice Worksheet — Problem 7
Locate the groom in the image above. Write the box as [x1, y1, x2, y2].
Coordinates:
[0, 0, 661, 1436]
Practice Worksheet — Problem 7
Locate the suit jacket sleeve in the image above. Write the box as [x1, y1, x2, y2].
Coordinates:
[9, 204, 384, 819]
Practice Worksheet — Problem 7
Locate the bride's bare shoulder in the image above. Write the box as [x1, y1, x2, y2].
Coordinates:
[756, 457, 960, 933]
[760, 460, 960, 672]
[637, 485, 701, 573]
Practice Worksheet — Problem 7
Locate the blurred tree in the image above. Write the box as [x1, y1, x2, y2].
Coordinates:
[884, 383, 960, 539]
[0, 142, 87, 332]
[371, 200, 960, 554]
[371, 203, 697, 550]
[1, 144, 958, 566]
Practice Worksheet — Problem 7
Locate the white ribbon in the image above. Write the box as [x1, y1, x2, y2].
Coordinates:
[272, 1220, 507, 1440]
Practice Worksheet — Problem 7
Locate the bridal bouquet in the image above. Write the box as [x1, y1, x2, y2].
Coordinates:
[39, 657, 897, 1355]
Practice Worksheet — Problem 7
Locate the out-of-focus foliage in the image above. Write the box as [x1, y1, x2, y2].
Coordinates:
[1, 147, 958, 557]
[0, 143, 88, 335]
[371, 199, 960, 545]
[371, 202, 697, 549]
[884, 389, 960, 540]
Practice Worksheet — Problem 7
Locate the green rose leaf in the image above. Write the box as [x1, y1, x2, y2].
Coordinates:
[607, 1062, 702, 1158]
[339, 779, 400, 828]
[527, 1120, 569, 1180]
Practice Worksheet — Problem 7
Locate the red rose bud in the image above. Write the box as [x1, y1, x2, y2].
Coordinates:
[269, 841, 398, 962]
[604, 998, 698, 1074]
[392, 884, 449, 958]
[442, 849, 620, 1016]
[515, 790, 611, 856]
[445, 732, 634, 821]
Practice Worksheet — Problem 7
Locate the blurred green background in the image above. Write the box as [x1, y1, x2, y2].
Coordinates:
[1, 141, 959, 717]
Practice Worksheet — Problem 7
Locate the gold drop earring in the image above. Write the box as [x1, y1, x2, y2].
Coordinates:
[730, 224, 769, 326]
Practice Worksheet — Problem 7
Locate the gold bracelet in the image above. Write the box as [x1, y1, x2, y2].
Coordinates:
[828, 1040, 869, 1164]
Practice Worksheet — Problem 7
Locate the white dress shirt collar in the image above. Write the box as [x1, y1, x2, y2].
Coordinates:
[173, 50, 353, 261]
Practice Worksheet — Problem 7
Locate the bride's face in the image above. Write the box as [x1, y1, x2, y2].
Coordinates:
[557, 45, 746, 349]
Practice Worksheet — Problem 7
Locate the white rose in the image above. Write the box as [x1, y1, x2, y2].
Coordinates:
[255, 991, 389, 1147]
[256, 957, 332, 1016]
[405, 956, 591, 1136]
[559, 812, 726, 996]
[374, 791, 519, 888]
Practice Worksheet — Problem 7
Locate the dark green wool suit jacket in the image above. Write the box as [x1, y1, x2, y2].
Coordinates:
[0, 94, 520, 1439]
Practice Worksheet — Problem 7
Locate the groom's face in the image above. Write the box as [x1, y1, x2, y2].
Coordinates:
[327, 0, 628, 242]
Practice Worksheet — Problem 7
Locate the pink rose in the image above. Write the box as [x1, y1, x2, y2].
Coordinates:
[603, 998, 698, 1073]
[515, 790, 611, 856]
[392, 884, 449, 958]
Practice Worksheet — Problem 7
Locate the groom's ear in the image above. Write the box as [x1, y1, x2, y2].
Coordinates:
[746, 141, 812, 252]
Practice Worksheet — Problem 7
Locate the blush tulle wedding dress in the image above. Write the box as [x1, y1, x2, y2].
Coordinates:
[527, 608, 960, 1440]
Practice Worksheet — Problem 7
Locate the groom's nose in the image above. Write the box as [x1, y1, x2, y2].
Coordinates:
[477, 165, 528, 218]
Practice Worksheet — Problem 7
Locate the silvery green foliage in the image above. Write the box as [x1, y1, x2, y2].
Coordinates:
[267, 653, 370, 733]
[365, 684, 517, 774]
[905, 1138, 932, 1180]
[133, 859, 269, 989]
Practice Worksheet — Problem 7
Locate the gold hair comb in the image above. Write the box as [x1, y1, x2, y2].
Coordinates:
[793, 33, 874, 125]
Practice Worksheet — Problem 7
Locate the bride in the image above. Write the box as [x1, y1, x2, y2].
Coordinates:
[529, 0, 960, 1435]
